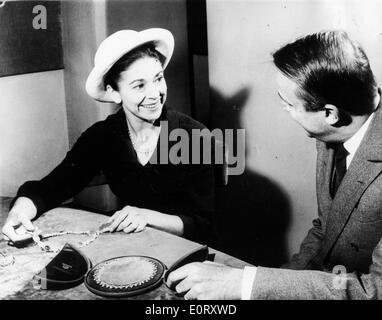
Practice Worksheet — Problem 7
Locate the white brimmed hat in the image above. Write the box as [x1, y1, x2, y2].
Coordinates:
[86, 28, 174, 102]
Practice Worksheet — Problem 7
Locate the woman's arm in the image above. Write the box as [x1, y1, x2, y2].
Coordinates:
[142, 208, 184, 235]
[106, 205, 184, 236]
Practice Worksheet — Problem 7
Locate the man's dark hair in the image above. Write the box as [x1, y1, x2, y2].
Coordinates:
[272, 30, 377, 115]
[104, 42, 166, 91]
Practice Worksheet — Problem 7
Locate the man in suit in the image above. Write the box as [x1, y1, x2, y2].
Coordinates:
[166, 30, 382, 299]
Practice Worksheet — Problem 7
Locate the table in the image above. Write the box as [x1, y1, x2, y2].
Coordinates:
[0, 197, 251, 300]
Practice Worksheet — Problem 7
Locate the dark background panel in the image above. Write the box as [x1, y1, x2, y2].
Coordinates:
[186, 0, 208, 55]
[0, 0, 63, 77]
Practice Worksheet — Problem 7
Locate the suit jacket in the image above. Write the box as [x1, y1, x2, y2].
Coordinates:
[250, 103, 382, 299]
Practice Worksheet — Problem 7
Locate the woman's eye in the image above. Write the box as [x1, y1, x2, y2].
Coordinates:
[155, 76, 164, 83]
[133, 83, 145, 90]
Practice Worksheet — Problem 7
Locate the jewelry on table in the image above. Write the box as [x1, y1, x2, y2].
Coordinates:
[27, 230, 101, 253]
[2, 223, 111, 270]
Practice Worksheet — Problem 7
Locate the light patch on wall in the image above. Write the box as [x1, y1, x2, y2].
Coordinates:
[0, 70, 68, 197]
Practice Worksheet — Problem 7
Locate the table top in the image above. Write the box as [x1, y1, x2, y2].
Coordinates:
[0, 197, 251, 300]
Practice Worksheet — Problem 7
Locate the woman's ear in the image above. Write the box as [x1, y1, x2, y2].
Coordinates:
[106, 85, 122, 104]
[324, 104, 340, 125]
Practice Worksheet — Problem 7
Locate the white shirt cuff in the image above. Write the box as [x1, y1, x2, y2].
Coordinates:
[241, 266, 257, 300]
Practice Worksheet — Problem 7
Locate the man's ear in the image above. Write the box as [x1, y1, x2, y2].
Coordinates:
[106, 85, 122, 104]
[323, 104, 340, 125]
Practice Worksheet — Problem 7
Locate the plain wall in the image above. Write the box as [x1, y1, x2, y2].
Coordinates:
[206, 0, 382, 264]
[62, 0, 118, 148]
[0, 70, 68, 197]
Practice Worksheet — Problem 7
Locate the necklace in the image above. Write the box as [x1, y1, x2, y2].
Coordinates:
[1, 224, 113, 267]
[126, 121, 159, 158]
[127, 128, 152, 156]
[28, 230, 100, 253]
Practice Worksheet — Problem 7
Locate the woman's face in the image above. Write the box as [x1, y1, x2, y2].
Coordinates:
[113, 57, 167, 122]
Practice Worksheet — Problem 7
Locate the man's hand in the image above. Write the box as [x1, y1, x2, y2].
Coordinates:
[106, 205, 148, 233]
[166, 261, 243, 300]
[2, 197, 37, 243]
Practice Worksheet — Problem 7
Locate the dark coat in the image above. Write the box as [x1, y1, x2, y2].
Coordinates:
[14, 106, 216, 244]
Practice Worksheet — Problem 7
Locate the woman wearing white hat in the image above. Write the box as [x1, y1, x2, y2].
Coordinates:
[2, 28, 216, 244]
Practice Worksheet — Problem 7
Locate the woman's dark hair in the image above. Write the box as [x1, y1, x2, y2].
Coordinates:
[104, 42, 166, 91]
[272, 30, 377, 116]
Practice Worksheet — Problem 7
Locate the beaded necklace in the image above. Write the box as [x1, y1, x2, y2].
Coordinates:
[1, 223, 112, 268]
[29, 230, 100, 253]
[126, 120, 160, 164]
[127, 126, 153, 157]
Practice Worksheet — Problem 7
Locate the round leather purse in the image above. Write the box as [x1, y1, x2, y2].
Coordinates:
[84, 255, 166, 298]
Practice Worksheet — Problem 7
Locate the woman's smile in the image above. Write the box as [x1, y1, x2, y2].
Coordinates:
[140, 101, 161, 110]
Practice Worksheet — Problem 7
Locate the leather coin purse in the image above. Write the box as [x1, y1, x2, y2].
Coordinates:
[33, 243, 92, 290]
[84, 255, 166, 298]
[84, 245, 211, 298]
[33, 243, 211, 297]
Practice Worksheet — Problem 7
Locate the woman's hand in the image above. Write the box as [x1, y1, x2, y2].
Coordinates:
[107, 205, 148, 234]
[2, 197, 38, 242]
[105, 205, 184, 236]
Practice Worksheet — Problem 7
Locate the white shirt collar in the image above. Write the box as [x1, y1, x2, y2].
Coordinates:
[343, 112, 375, 168]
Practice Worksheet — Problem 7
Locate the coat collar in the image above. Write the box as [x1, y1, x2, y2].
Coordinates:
[320, 99, 382, 261]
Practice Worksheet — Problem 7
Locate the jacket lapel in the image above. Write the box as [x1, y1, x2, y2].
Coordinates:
[320, 103, 382, 261]
[316, 141, 335, 224]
